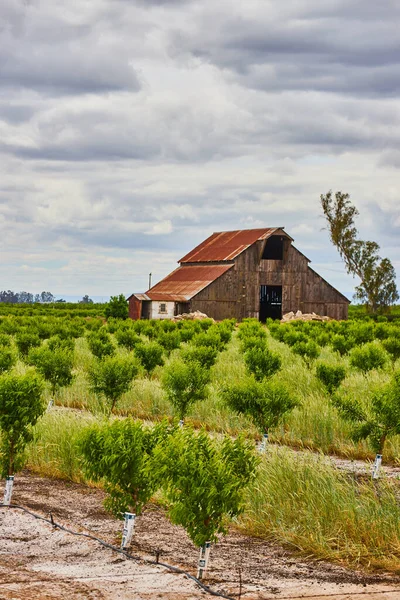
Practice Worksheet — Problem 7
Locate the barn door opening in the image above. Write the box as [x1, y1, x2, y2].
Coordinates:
[259, 285, 282, 321]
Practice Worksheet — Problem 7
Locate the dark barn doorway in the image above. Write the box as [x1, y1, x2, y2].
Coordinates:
[259, 286, 282, 321]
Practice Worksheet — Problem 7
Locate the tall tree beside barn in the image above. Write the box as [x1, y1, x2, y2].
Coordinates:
[320, 191, 399, 314]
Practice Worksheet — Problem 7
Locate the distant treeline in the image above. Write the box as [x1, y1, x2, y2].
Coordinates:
[0, 302, 106, 317]
[0, 290, 57, 304]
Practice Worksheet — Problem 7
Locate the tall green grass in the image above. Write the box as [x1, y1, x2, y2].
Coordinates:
[240, 447, 400, 572]
[7, 326, 400, 462]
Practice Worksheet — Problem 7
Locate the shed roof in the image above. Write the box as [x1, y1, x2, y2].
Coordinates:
[144, 264, 234, 302]
[179, 228, 290, 263]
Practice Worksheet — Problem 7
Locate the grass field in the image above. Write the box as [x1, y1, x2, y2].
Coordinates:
[1, 307, 400, 572]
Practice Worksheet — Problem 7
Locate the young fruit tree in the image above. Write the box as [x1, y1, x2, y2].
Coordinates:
[87, 330, 115, 359]
[221, 378, 299, 450]
[0, 372, 44, 503]
[382, 337, 400, 369]
[133, 342, 164, 376]
[79, 419, 176, 546]
[28, 347, 74, 397]
[320, 190, 399, 313]
[316, 363, 347, 396]
[181, 345, 218, 370]
[162, 360, 211, 422]
[349, 342, 387, 375]
[88, 355, 139, 414]
[244, 347, 282, 380]
[0, 348, 16, 374]
[150, 427, 260, 578]
[291, 340, 320, 368]
[332, 372, 400, 478]
[15, 331, 41, 357]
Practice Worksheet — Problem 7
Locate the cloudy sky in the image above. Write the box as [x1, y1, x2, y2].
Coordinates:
[1, 0, 399, 301]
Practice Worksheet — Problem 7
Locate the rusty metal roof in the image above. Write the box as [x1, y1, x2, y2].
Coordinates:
[179, 228, 288, 263]
[144, 264, 234, 302]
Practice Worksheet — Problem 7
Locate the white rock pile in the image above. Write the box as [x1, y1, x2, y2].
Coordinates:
[281, 310, 331, 323]
[173, 310, 214, 322]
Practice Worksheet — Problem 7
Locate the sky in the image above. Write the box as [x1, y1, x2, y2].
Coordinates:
[1, 0, 399, 302]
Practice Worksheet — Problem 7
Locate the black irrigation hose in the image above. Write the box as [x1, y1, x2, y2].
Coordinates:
[0, 502, 235, 600]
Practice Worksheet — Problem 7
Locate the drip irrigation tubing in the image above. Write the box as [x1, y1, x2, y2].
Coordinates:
[0, 502, 235, 600]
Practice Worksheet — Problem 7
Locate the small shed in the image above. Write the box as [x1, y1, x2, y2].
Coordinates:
[128, 227, 350, 321]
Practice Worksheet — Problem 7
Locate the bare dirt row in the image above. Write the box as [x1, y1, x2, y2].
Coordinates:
[1, 472, 399, 599]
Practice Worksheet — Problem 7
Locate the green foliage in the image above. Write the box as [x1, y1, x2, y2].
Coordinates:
[283, 330, 308, 347]
[349, 342, 387, 374]
[134, 342, 164, 375]
[321, 190, 399, 313]
[115, 328, 142, 351]
[221, 377, 299, 434]
[0, 333, 11, 347]
[15, 331, 41, 357]
[238, 319, 266, 341]
[105, 294, 128, 320]
[331, 334, 355, 356]
[151, 428, 260, 546]
[162, 360, 210, 420]
[332, 373, 400, 453]
[349, 323, 374, 345]
[0, 371, 45, 476]
[79, 418, 176, 516]
[0, 348, 16, 374]
[88, 355, 139, 413]
[244, 347, 282, 380]
[192, 331, 224, 352]
[87, 330, 115, 359]
[316, 363, 347, 396]
[47, 335, 75, 353]
[239, 335, 268, 354]
[382, 337, 400, 366]
[181, 345, 218, 369]
[157, 330, 181, 356]
[292, 340, 320, 367]
[28, 347, 74, 396]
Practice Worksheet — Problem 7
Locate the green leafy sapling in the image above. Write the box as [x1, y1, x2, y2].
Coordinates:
[162, 360, 211, 421]
[79, 418, 176, 522]
[349, 342, 387, 375]
[88, 355, 139, 414]
[133, 342, 164, 376]
[28, 346, 74, 397]
[0, 348, 16, 374]
[115, 328, 142, 352]
[331, 334, 355, 356]
[382, 337, 400, 369]
[157, 330, 181, 356]
[316, 363, 347, 396]
[181, 345, 218, 369]
[244, 347, 282, 381]
[15, 331, 41, 357]
[150, 427, 259, 577]
[47, 335, 75, 353]
[0, 372, 45, 483]
[221, 378, 299, 448]
[292, 340, 320, 368]
[239, 335, 268, 354]
[332, 372, 400, 477]
[87, 330, 115, 359]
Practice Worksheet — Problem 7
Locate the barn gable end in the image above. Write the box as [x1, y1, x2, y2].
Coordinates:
[129, 228, 350, 321]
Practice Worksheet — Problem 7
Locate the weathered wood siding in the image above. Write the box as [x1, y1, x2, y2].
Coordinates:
[192, 241, 349, 321]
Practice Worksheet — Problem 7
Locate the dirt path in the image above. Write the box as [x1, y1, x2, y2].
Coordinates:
[1, 472, 399, 600]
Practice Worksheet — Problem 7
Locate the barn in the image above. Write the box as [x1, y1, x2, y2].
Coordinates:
[128, 228, 350, 321]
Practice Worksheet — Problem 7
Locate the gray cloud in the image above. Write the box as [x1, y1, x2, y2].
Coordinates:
[0, 0, 399, 296]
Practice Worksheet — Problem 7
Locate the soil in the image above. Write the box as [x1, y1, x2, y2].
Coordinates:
[1, 473, 399, 600]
